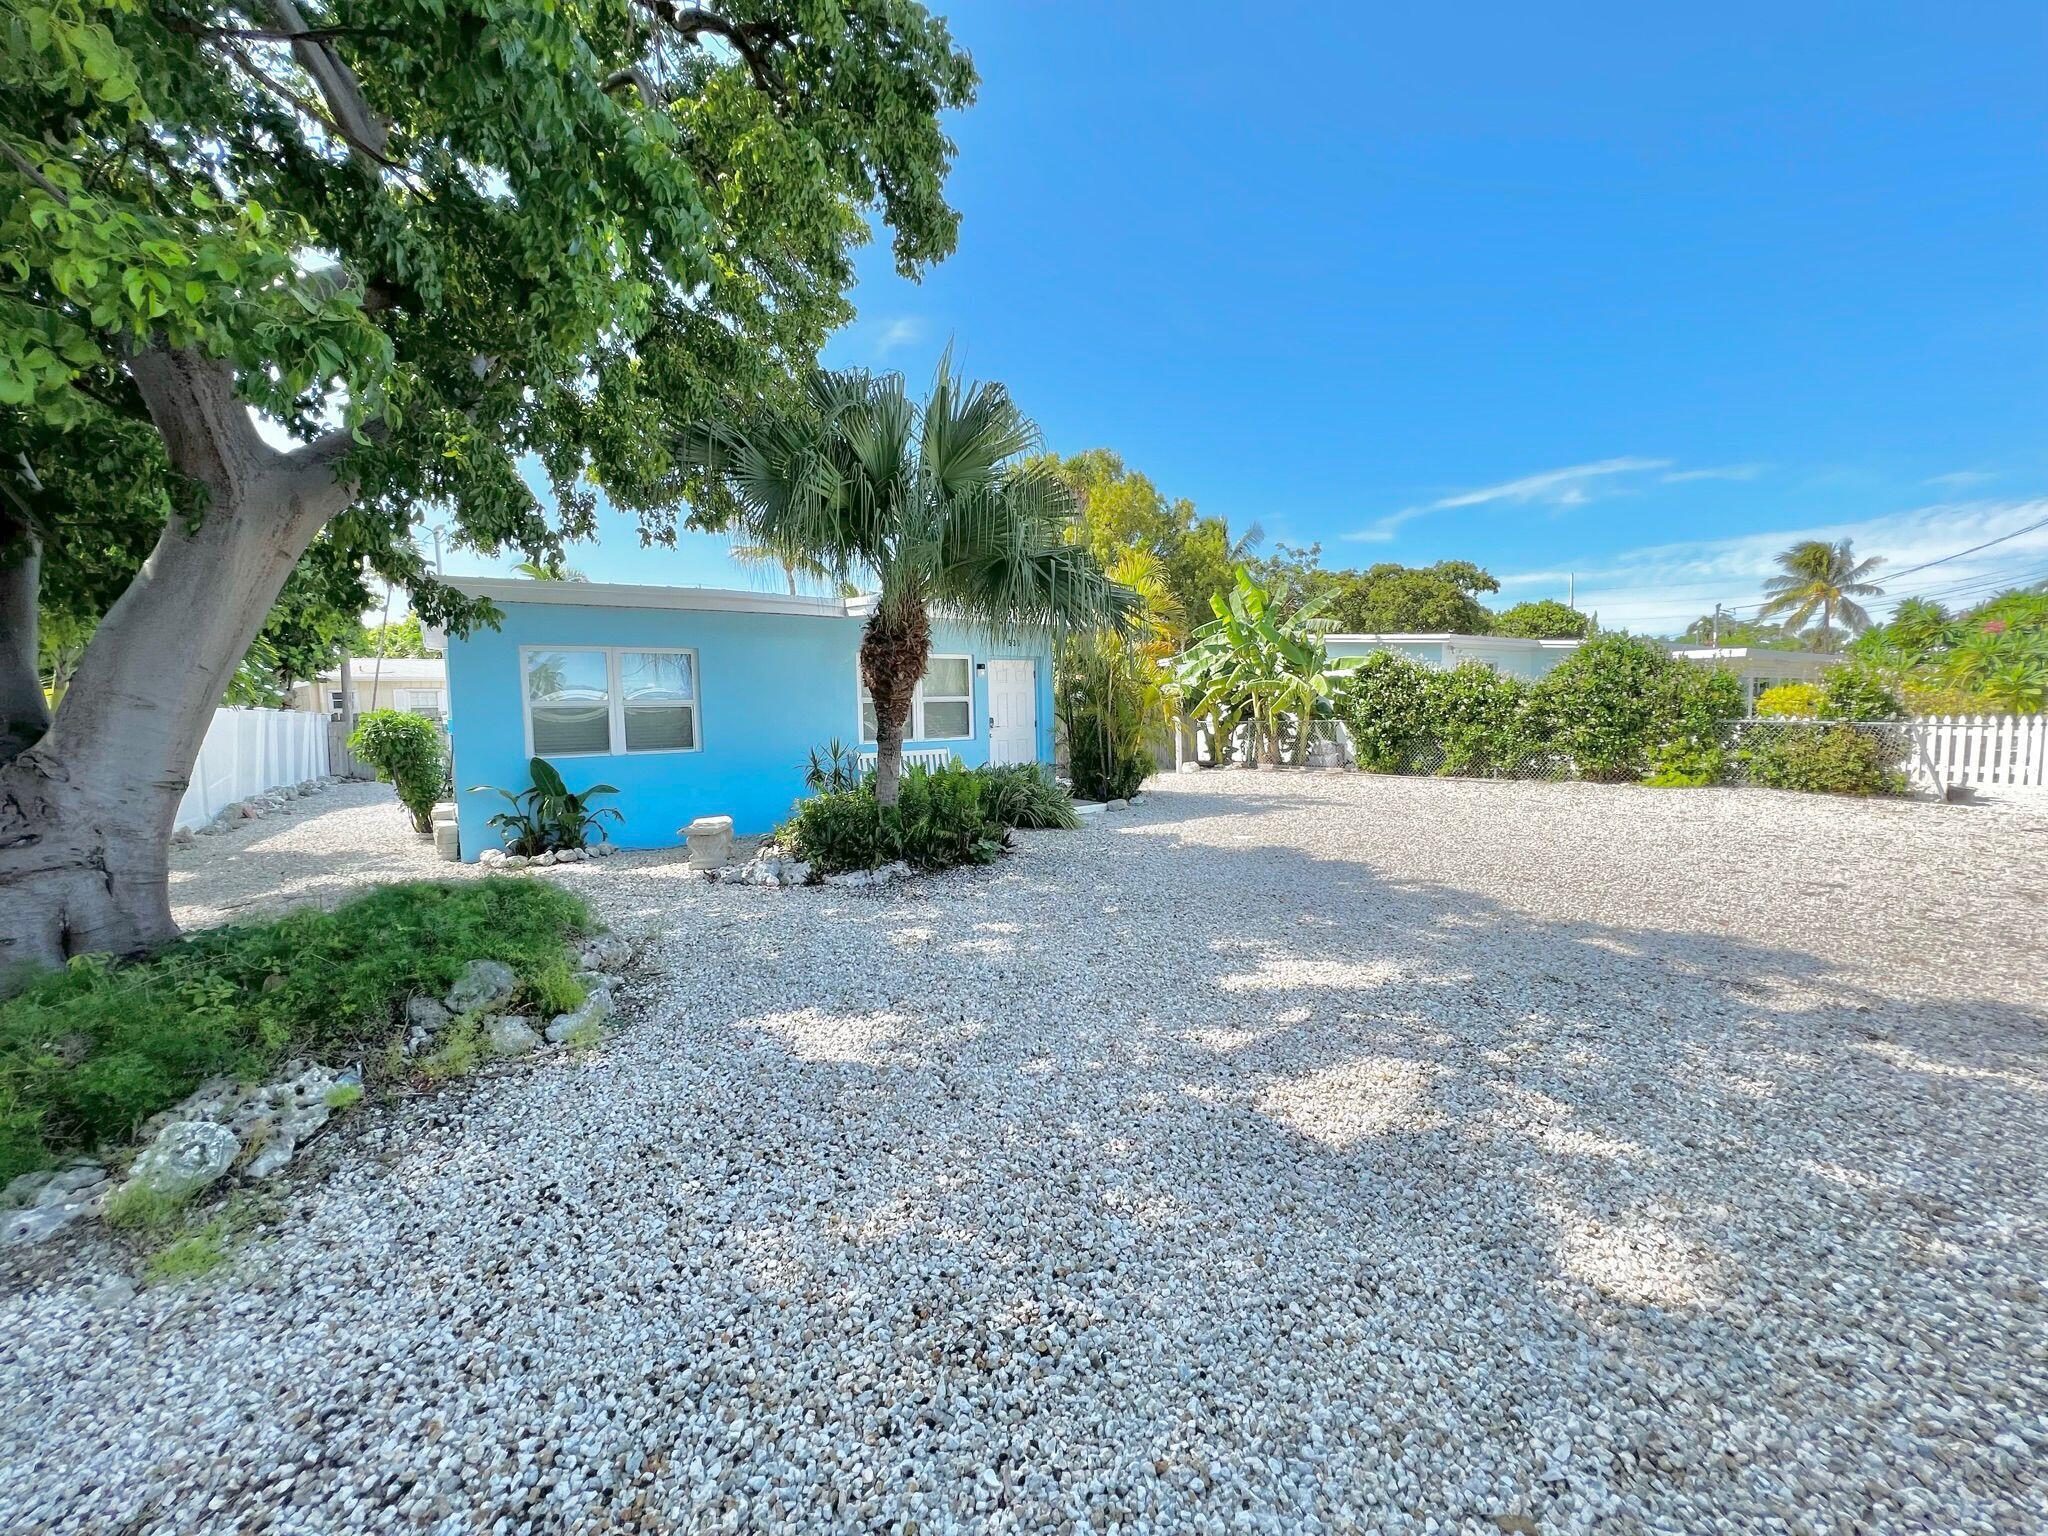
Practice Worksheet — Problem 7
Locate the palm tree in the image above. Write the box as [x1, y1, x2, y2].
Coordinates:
[513, 559, 589, 581]
[681, 362, 1140, 805]
[1758, 539, 1885, 648]
[730, 541, 854, 598]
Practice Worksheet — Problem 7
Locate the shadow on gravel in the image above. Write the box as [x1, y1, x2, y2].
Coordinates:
[635, 779, 2048, 1521]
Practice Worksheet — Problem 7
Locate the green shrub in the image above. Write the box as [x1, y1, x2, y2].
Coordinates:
[781, 763, 1009, 874]
[1818, 666, 1905, 722]
[1058, 637, 1153, 801]
[1644, 739, 1727, 787]
[1533, 634, 1742, 781]
[1742, 724, 1906, 796]
[973, 764, 1080, 830]
[1755, 682, 1824, 718]
[1423, 662, 1533, 777]
[1336, 651, 1432, 772]
[471, 756, 622, 854]
[347, 710, 445, 833]
[0, 879, 589, 1183]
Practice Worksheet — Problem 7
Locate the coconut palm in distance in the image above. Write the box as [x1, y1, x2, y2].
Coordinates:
[1759, 539, 1886, 649]
[681, 362, 1141, 805]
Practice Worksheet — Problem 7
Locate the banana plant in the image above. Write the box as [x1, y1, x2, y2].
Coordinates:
[1165, 569, 1356, 766]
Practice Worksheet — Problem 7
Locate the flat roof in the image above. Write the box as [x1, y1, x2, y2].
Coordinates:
[1324, 633, 1583, 649]
[445, 576, 878, 619]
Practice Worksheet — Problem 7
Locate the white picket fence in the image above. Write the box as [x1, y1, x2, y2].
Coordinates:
[175, 708, 330, 831]
[1914, 714, 2047, 791]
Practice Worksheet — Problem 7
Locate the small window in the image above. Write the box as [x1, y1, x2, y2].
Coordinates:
[919, 655, 973, 740]
[328, 690, 345, 713]
[620, 650, 697, 752]
[858, 654, 974, 742]
[526, 649, 612, 756]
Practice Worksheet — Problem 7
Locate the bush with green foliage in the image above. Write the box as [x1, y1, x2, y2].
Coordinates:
[1336, 652, 1433, 772]
[1818, 666, 1905, 722]
[1742, 725, 1906, 796]
[347, 711, 446, 833]
[1755, 683, 1825, 718]
[1424, 663, 1534, 777]
[973, 764, 1081, 830]
[471, 757, 622, 855]
[1490, 600, 1591, 639]
[0, 881, 589, 1184]
[780, 763, 1010, 875]
[1521, 635, 1740, 782]
[1060, 636, 1155, 799]
[1644, 739, 1727, 787]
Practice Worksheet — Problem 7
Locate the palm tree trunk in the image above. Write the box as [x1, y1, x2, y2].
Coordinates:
[859, 601, 931, 808]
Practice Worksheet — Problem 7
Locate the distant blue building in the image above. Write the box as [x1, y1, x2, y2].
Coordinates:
[440, 578, 1055, 857]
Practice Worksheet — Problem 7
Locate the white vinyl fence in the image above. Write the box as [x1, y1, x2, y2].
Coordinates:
[1914, 714, 2048, 791]
[175, 708, 330, 831]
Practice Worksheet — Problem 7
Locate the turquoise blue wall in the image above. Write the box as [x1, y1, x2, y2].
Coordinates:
[446, 600, 1055, 856]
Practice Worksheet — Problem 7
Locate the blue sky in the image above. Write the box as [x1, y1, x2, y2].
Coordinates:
[444, 1, 2048, 633]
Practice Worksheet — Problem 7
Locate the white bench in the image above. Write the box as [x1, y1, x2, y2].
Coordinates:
[856, 749, 959, 773]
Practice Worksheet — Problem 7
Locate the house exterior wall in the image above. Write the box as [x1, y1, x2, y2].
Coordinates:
[444, 596, 1055, 856]
[1324, 636, 1577, 681]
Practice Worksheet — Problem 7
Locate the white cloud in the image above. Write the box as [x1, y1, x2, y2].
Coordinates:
[1922, 469, 1995, 489]
[873, 316, 926, 356]
[1496, 497, 2048, 634]
[1345, 457, 1670, 542]
[1661, 464, 1763, 484]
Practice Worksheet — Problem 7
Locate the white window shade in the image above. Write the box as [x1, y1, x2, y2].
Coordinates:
[526, 649, 613, 756]
[858, 654, 974, 742]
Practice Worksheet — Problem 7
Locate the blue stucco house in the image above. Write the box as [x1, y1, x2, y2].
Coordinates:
[440, 578, 1056, 858]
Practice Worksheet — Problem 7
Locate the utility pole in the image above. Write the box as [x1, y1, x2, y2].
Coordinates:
[1711, 602, 1725, 647]
[1567, 572, 1575, 609]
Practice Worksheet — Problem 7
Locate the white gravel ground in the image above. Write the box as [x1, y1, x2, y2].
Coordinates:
[6, 772, 2046, 1534]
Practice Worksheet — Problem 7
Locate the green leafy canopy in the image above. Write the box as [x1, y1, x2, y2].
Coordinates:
[3, 0, 979, 631]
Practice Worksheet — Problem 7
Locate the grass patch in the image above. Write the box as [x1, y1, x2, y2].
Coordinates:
[417, 1014, 487, 1081]
[142, 1217, 234, 1286]
[323, 1082, 363, 1111]
[0, 879, 590, 1184]
[560, 1019, 605, 1052]
[528, 957, 586, 1017]
[102, 1181, 185, 1232]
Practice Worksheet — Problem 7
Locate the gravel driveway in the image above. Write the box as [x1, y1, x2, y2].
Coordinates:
[5, 773, 2045, 1534]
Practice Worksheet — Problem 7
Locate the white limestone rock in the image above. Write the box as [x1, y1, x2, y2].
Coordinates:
[122, 1120, 240, 1201]
[446, 959, 518, 1013]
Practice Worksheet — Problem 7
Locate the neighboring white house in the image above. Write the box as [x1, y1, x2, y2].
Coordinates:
[289, 657, 448, 719]
[1666, 646, 1844, 709]
[1323, 633, 1842, 709]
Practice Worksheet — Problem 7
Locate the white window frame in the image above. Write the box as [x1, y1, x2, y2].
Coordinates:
[521, 645, 702, 759]
[857, 653, 975, 743]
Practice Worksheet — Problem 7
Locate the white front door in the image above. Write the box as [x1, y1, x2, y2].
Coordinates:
[986, 659, 1038, 766]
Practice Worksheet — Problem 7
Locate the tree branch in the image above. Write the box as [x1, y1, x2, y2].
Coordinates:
[124, 345, 275, 502]
[266, 0, 392, 160]
[0, 139, 69, 205]
[632, 1, 786, 97]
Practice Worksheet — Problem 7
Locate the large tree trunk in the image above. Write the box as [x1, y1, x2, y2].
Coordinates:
[0, 348, 354, 984]
[0, 529, 48, 766]
[859, 600, 931, 808]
